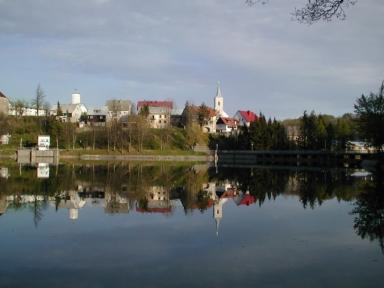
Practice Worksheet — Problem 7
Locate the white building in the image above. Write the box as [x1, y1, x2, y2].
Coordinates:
[106, 99, 134, 122]
[214, 81, 229, 118]
[216, 117, 238, 135]
[137, 101, 173, 129]
[8, 106, 46, 117]
[55, 91, 88, 123]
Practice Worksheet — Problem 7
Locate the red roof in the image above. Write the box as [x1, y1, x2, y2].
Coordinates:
[137, 101, 173, 110]
[238, 195, 256, 206]
[217, 117, 238, 127]
[238, 110, 258, 123]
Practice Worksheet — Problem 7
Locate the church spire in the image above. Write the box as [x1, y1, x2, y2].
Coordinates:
[214, 81, 228, 117]
[216, 81, 222, 99]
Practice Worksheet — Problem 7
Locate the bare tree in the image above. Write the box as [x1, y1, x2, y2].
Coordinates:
[13, 99, 27, 117]
[246, 0, 357, 24]
[32, 84, 45, 116]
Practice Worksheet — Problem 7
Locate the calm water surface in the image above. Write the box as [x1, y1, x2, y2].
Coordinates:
[0, 163, 383, 287]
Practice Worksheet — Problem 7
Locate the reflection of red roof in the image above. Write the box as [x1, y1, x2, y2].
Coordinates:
[220, 189, 237, 198]
[238, 195, 256, 206]
[238, 111, 258, 123]
[217, 117, 238, 127]
[137, 101, 173, 110]
[136, 207, 172, 213]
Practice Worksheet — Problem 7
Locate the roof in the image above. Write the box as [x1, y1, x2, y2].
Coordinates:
[61, 103, 87, 114]
[88, 107, 108, 116]
[238, 194, 256, 206]
[0, 91, 8, 99]
[137, 101, 173, 110]
[217, 117, 238, 127]
[106, 99, 132, 112]
[238, 110, 258, 123]
[186, 104, 216, 118]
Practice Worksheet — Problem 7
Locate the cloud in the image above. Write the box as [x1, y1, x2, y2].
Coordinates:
[0, 0, 383, 118]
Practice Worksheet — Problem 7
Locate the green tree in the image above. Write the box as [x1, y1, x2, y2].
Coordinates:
[56, 101, 63, 116]
[354, 81, 384, 151]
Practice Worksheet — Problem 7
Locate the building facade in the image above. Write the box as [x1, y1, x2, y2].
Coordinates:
[137, 101, 173, 129]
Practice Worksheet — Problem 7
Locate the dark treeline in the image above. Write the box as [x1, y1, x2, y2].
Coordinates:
[209, 114, 291, 150]
[209, 112, 357, 151]
[297, 112, 358, 150]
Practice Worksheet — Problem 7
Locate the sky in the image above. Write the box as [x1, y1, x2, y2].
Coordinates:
[0, 0, 383, 119]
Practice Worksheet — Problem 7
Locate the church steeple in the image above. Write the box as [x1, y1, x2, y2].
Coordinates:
[214, 81, 228, 117]
[214, 81, 223, 114]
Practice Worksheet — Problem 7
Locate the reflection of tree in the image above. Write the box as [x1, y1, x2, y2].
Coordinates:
[212, 167, 362, 209]
[351, 173, 384, 253]
[31, 197, 45, 227]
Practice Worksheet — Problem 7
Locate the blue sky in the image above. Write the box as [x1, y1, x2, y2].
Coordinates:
[0, 0, 383, 119]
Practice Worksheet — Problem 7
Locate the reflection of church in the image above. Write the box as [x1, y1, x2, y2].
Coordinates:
[204, 182, 257, 237]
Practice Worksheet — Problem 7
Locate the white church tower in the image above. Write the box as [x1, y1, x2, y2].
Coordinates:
[71, 90, 81, 105]
[214, 81, 228, 117]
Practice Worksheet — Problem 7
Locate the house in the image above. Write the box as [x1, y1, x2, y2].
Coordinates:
[137, 100, 173, 129]
[181, 104, 217, 133]
[53, 91, 87, 123]
[234, 110, 258, 127]
[0, 91, 10, 115]
[60, 103, 88, 123]
[87, 107, 108, 127]
[216, 117, 238, 135]
[0, 134, 10, 145]
[106, 99, 134, 122]
[346, 141, 377, 153]
[136, 186, 172, 214]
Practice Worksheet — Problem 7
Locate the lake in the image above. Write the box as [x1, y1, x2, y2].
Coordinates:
[0, 163, 383, 287]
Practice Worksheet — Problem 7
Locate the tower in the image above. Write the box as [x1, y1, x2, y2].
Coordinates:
[214, 81, 224, 115]
[71, 90, 81, 105]
[213, 198, 228, 237]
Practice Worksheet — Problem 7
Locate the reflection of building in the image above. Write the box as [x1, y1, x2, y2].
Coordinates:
[105, 192, 129, 214]
[0, 167, 9, 179]
[58, 191, 86, 220]
[136, 186, 172, 214]
[346, 141, 378, 153]
[214, 198, 228, 237]
[37, 163, 50, 178]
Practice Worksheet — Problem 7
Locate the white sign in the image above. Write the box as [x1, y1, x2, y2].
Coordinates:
[37, 163, 50, 178]
[38, 135, 50, 151]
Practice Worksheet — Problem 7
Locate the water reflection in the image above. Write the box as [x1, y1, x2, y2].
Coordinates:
[351, 172, 384, 253]
[0, 163, 382, 249]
